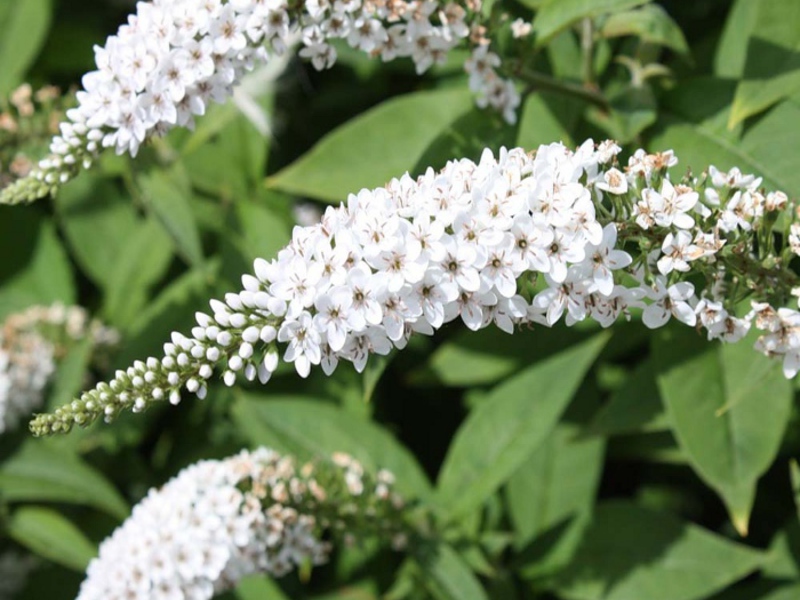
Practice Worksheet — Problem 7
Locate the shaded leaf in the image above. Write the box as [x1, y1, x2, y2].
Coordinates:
[415, 542, 489, 600]
[507, 423, 604, 579]
[137, 168, 204, 266]
[102, 218, 174, 328]
[412, 323, 597, 387]
[588, 359, 669, 436]
[54, 174, 141, 290]
[434, 334, 609, 521]
[600, 4, 689, 55]
[0, 212, 75, 320]
[549, 501, 764, 600]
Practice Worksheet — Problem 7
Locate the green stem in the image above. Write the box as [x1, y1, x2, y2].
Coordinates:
[510, 62, 610, 111]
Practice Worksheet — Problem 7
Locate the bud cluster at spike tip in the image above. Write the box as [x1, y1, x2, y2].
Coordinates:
[1, 0, 517, 205]
[30, 139, 800, 436]
[0, 304, 118, 434]
[75, 447, 406, 600]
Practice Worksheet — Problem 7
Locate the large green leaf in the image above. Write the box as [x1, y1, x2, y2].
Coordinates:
[650, 80, 800, 198]
[0, 0, 52, 94]
[232, 395, 431, 499]
[727, 1, 800, 127]
[137, 168, 204, 266]
[268, 88, 473, 202]
[506, 423, 605, 578]
[653, 326, 793, 535]
[7, 507, 97, 572]
[0, 443, 129, 519]
[507, 423, 604, 546]
[54, 173, 141, 290]
[415, 542, 489, 600]
[434, 334, 609, 521]
[0, 211, 75, 319]
[587, 359, 669, 436]
[532, 0, 650, 47]
[102, 218, 174, 328]
[549, 501, 763, 600]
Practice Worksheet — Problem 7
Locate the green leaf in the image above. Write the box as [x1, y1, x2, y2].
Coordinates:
[588, 84, 657, 144]
[137, 168, 204, 266]
[506, 423, 604, 578]
[651, 80, 800, 198]
[413, 107, 518, 174]
[507, 423, 604, 546]
[726, 0, 800, 126]
[182, 98, 271, 199]
[102, 218, 174, 328]
[549, 501, 763, 600]
[764, 520, 800, 580]
[415, 542, 489, 600]
[516, 92, 576, 150]
[44, 338, 93, 413]
[0, 0, 52, 94]
[653, 326, 793, 536]
[709, 582, 800, 600]
[116, 264, 216, 366]
[268, 88, 473, 202]
[587, 359, 669, 436]
[714, 0, 761, 77]
[232, 395, 431, 499]
[232, 197, 292, 262]
[413, 324, 596, 387]
[0, 442, 129, 520]
[0, 211, 75, 320]
[234, 575, 291, 600]
[7, 507, 97, 572]
[600, 4, 689, 55]
[434, 333, 609, 521]
[532, 0, 650, 47]
[54, 173, 141, 290]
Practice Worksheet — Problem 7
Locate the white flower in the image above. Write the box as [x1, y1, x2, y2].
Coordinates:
[76, 448, 405, 600]
[642, 280, 696, 329]
[278, 311, 322, 377]
[581, 224, 632, 296]
[657, 230, 701, 275]
[595, 167, 628, 195]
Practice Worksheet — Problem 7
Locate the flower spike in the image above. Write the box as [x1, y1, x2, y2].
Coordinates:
[30, 140, 800, 436]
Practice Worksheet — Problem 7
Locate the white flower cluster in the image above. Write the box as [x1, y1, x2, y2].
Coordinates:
[0, 552, 37, 600]
[76, 447, 405, 600]
[2, 0, 520, 204]
[31, 140, 800, 435]
[0, 304, 117, 433]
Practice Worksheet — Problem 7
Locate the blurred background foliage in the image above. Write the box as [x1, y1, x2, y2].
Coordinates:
[1, 0, 800, 598]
